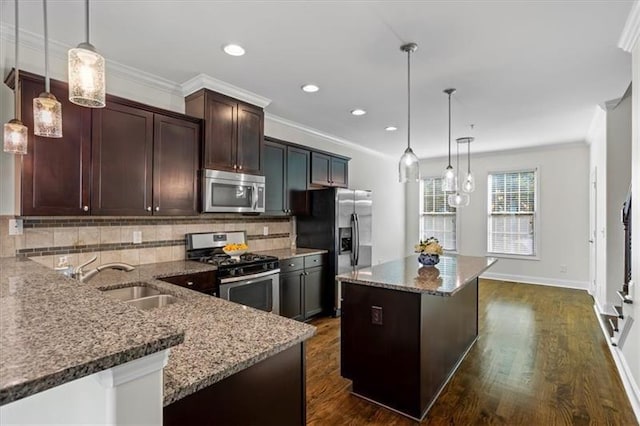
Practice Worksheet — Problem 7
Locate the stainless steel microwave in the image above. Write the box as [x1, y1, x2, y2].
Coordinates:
[202, 169, 265, 213]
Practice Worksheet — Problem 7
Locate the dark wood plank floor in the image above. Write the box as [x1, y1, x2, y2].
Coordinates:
[305, 279, 637, 425]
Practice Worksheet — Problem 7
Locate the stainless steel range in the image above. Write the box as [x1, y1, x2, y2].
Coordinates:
[186, 231, 280, 314]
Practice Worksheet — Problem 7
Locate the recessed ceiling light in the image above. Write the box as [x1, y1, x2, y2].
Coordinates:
[385, 126, 398, 131]
[223, 44, 245, 56]
[351, 109, 367, 116]
[301, 84, 319, 93]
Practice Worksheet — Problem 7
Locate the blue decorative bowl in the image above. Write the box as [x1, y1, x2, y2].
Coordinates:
[418, 253, 440, 267]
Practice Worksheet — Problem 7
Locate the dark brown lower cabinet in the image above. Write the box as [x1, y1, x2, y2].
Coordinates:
[341, 278, 479, 420]
[164, 343, 306, 426]
[303, 266, 323, 318]
[280, 255, 326, 321]
[280, 271, 304, 320]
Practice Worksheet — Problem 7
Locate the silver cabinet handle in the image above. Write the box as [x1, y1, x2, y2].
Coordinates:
[82, 206, 89, 212]
[289, 263, 295, 267]
[155, 206, 160, 212]
[146, 206, 152, 212]
[187, 281, 194, 286]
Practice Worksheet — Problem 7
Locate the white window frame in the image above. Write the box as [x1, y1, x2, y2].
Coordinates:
[486, 168, 540, 260]
[419, 177, 458, 253]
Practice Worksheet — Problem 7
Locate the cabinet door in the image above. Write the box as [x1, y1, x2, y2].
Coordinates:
[280, 271, 304, 320]
[203, 92, 237, 172]
[91, 100, 154, 215]
[264, 141, 286, 214]
[304, 266, 324, 319]
[153, 114, 200, 216]
[286, 147, 310, 214]
[310, 152, 331, 186]
[330, 157, 349, 188]
[20, 77, 91, 215]
[237, 103, 263, 174]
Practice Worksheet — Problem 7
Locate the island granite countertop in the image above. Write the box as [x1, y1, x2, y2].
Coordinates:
[84, 260, 316, 406]
[337, 254, 497, 296]
[0, 257, 184, 406]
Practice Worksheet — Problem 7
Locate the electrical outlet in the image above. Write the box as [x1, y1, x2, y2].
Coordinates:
[8, 219, 23, 235]
[133, 231, 142, 244]
[371, 306, 383, 325]
[560, 264, 567, 273]
[263, 226, 269, 236]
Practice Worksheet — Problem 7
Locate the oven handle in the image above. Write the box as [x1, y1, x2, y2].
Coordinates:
[219, 269, 281, 284]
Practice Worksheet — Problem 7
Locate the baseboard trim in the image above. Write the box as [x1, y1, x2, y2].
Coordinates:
[480, 272, 589, 291]
[592, 305, 640, 422]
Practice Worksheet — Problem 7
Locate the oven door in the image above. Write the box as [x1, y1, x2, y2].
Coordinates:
[219, 271, 280, 314]
[203, 170, 265, 213]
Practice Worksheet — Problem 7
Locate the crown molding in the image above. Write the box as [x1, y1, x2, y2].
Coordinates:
[265, 113, 390, 159]
[619, 0, 640, 52]
[181, 73, 272, 108]
[1, 23, 182, 97]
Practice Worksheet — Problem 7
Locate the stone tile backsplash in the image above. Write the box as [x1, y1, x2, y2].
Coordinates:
[0, 216, 292, 269]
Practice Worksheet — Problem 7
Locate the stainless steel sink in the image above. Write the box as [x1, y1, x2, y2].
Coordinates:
[101, 285, 161, 301]
[125, 295, 178, 310]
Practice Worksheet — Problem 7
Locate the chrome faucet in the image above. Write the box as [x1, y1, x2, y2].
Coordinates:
[73, 256, 136, 283]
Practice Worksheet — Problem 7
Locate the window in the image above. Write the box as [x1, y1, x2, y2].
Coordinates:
[487, 170, 537, 256]
[420, 177, 457, 251]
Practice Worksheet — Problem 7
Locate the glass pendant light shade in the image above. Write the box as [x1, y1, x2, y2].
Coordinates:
[33, 92, 63, 138]
[4, 120, 28, 154]
[68, 43, 105, 107]
[442, 166, 457, 192]
[463, 172, 475, 193]
[399, 147, 420, 183]
[448, 192, 470, 208]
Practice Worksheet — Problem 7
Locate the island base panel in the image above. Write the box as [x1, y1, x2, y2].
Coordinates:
[341, 279, 479, 420]
[164, 343, 305, 426]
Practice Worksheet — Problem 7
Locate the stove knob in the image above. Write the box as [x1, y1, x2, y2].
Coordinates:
[229, 270, 236, 276]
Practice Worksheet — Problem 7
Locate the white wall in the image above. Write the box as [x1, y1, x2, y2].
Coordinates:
[407, 143, 591, 289]
[264, 119, 405, 265]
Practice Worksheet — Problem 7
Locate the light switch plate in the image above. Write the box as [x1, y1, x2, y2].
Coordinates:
[371, 306, 383, 325]
[8, 219, 23, 235]
[133, 231, 142, 244]
[263, 226, 269, 236]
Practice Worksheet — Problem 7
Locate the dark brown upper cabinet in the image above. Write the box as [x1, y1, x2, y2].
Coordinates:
[92, 96, 200, 216]
[311, 152, 349, 188]
[185, 90, 264, 175]
[9, 71, 92, 216]
[264, 138, 310, 215]
[6, 70, 201, 217]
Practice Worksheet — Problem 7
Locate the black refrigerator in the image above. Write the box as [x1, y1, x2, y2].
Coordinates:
[296, 188, 372, 316]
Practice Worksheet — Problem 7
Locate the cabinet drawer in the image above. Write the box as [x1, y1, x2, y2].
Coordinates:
[159, 270, 216, 293]
[280, 257, 304, 273]
[304, 254, 325, 268]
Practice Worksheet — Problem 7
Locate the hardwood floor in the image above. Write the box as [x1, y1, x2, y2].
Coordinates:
[305, 279, 637, 425]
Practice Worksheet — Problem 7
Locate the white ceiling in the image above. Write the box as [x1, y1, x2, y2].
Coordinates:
[1, 0, 633, 158]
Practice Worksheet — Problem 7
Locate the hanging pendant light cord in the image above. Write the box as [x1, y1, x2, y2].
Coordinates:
[43, 0, 50, 93]
[85, 0, 90, 44]
[406, 48, 411, 150]
[456, 137, 460, 185]
[467, 140, 471, 174]
[14, 0, 19, 120]
[447, 92, 452, 167]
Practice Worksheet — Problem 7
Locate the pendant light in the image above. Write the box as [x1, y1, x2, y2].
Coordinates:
[460, 134, 475, 193]
[3, 0, 28, 155]
[398, 42, 420, 183]
[68, 0, 105, 108]
[441, 88, 457, 192]
[448, 137, 470, 208]
[33, 0, 62, 138]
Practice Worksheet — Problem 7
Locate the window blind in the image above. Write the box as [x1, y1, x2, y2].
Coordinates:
[420, 177, 457, 251]
[487, 170, 536, 256]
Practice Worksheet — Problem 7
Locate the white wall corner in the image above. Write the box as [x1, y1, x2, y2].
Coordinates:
[265, 113, 391, 159]
[586, 105, 606, 145]
[181, 73, 272, 108]
[619, 0, 640, 52]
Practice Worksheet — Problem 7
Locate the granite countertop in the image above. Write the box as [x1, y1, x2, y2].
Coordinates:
[84, 261, 316, 406]
[0, 257, 184, 406]
[337, 254, 497, 296]
[254, 247, 328, 260]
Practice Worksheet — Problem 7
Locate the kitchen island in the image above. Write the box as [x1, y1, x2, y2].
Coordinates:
[337, 254, 496, 421]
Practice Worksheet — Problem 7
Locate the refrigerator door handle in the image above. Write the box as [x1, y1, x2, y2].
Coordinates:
[354, 213, 360, 265]
[350, 213, 356, 266]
